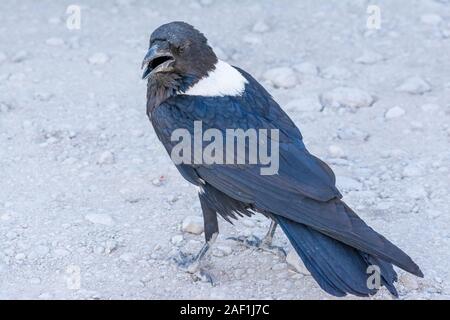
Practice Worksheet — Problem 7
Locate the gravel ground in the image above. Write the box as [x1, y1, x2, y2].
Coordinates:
[0, 0, 449, 300]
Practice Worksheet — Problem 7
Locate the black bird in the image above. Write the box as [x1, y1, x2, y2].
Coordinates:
[142, 21, 423, 297]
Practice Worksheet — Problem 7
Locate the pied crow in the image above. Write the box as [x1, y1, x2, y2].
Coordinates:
[142, 21, 423, 297]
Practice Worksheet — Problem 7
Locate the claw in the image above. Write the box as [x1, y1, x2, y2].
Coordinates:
[228, 235, 286, 258]
[172, 251, 216, 285]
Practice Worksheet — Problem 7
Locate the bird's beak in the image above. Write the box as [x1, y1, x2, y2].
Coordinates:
[141, 44, 175, 80]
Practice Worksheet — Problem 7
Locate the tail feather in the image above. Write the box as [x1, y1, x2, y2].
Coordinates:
[277, 215, 400, 297]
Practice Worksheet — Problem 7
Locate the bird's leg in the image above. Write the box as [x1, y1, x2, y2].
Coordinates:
[174, 196, 218, 285]
[228, 220, 286, 258]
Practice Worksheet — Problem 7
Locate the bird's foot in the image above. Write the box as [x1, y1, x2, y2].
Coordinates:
[227, 235, 286, 258]
[172, 251, 216, 285]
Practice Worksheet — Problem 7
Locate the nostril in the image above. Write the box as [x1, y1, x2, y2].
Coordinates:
[150, 56, 174, 69]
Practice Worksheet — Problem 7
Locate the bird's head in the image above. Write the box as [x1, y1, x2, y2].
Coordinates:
[142, 22, 217, 90]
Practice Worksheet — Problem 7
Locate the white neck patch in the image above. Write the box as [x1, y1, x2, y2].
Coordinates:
[182, 60, 248, 97]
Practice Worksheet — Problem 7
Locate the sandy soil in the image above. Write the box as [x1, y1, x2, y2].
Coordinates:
[0, 0, 449, 299]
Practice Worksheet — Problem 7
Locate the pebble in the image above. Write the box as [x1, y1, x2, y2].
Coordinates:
[171, 235, 184, 246]
[328, 145, 345, 158]
[355, 51, 385, 65]
[337, 127, 370, 141]
[286, 251, 310, 275]
[12, 50, 29, 63]
[396, 76, 431, 95]
[400, 273, 419, 290]
[263, 67, 298, 89]
[420, 14, 442, 25]
[181, 216, 204, 235]
[85, 213, 114, 226]
[406, 186, 428, 200]
[385, 106, 406, 119]
[320, 87, 375, 109]
[293, 62, 319, 76]
[402, 164, 423, 177]
[0, 52, 6, 64]
[88, 53, 109, 65]
[97, 151, 115, 165]
[119, 253, 136, 262]
[320, 66, 352, 80]
[45, 38, 64, 46]
[252, 20, 270, 33]
[420, 103, 440, 112]
[285, 97, 322, 113]
[337, 176, 362, 191]
[216, 245, 232, 256]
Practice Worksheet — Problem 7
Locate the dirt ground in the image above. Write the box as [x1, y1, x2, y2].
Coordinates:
[0, 0, 449, 299]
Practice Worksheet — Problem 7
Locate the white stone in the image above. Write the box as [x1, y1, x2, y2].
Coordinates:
[85, 213, 114, 226]
[420, 14, 442, 25]
[400, 273, 419, 290]
[171, 235, 184, 245]
[46, 38, 64, 46]
[406, 186, 427, 200]
[285, 98, 322, 112]
[320, 66, 352, 80]
[320, 87, 375, 109]
[88, 53, 109, 65]
[263, 67, 298, 89]
[402, 164, 423, 177]
[421, 103, 440, 112]
[0, 52, 6, 64]
[216, 245, 232, 256]
[97, 151, 115, 165]
[337, 176, 362, 191]
[337, 127, 369, 141]
[286, 251, 310, 275]
[12, 50, 28, 63]
[385, 106, 406, 119]
[355, 51, 385, 65]
[396, 77, 431, 95]
[293, 62, 319, 76]
[181, 216, 204, 235]
[328, 145, 345, 158]
[252, 20, 270, 33]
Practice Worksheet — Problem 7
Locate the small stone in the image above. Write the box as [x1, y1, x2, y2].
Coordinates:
[181, 216, 204, 235]
[12, 50, 29, 63]
[328, 145, 345, 158]
[33, 245, 50, 258]
[286, 251, 310, 275]
[427, 209, 441, 219]
[420, 103, 440, 112]
[285, 98, 322, 112]
[45, 38, 64, 46]
[216, 245, 232, 256]
[252, 20, 270, 33]
[88, 53, 109, 65]
[119, 253, 135, 262]
[396, 77, 431, 95]
[97, 151, 115, 165]
[320, 66, 352, 80]
[85, 213, 114, 226]
[320, 87, 375, 109]
[406, 186, 428, 200]
[171, 235, 184, 245]
[402, 164, 423, 177]
[420, 14, 442, 25]
[385, 106, 406, 119]
[337, 176, 363, 191]
[54, 249, 70, 257]
[15, 253, 26, 260]
[355, 51, 385, 65]
[337, 127, 370, 141]
[293, 62, 319, 76]
[263, 67, 298, 89]
[0, 52, 7, 64]
[400, 273, 419, 290]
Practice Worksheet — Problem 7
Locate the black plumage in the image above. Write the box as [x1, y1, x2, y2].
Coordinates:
[143, 21, 423, 297]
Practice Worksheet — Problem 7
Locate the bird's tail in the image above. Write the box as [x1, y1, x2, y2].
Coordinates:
[276, 215, 400, 297]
